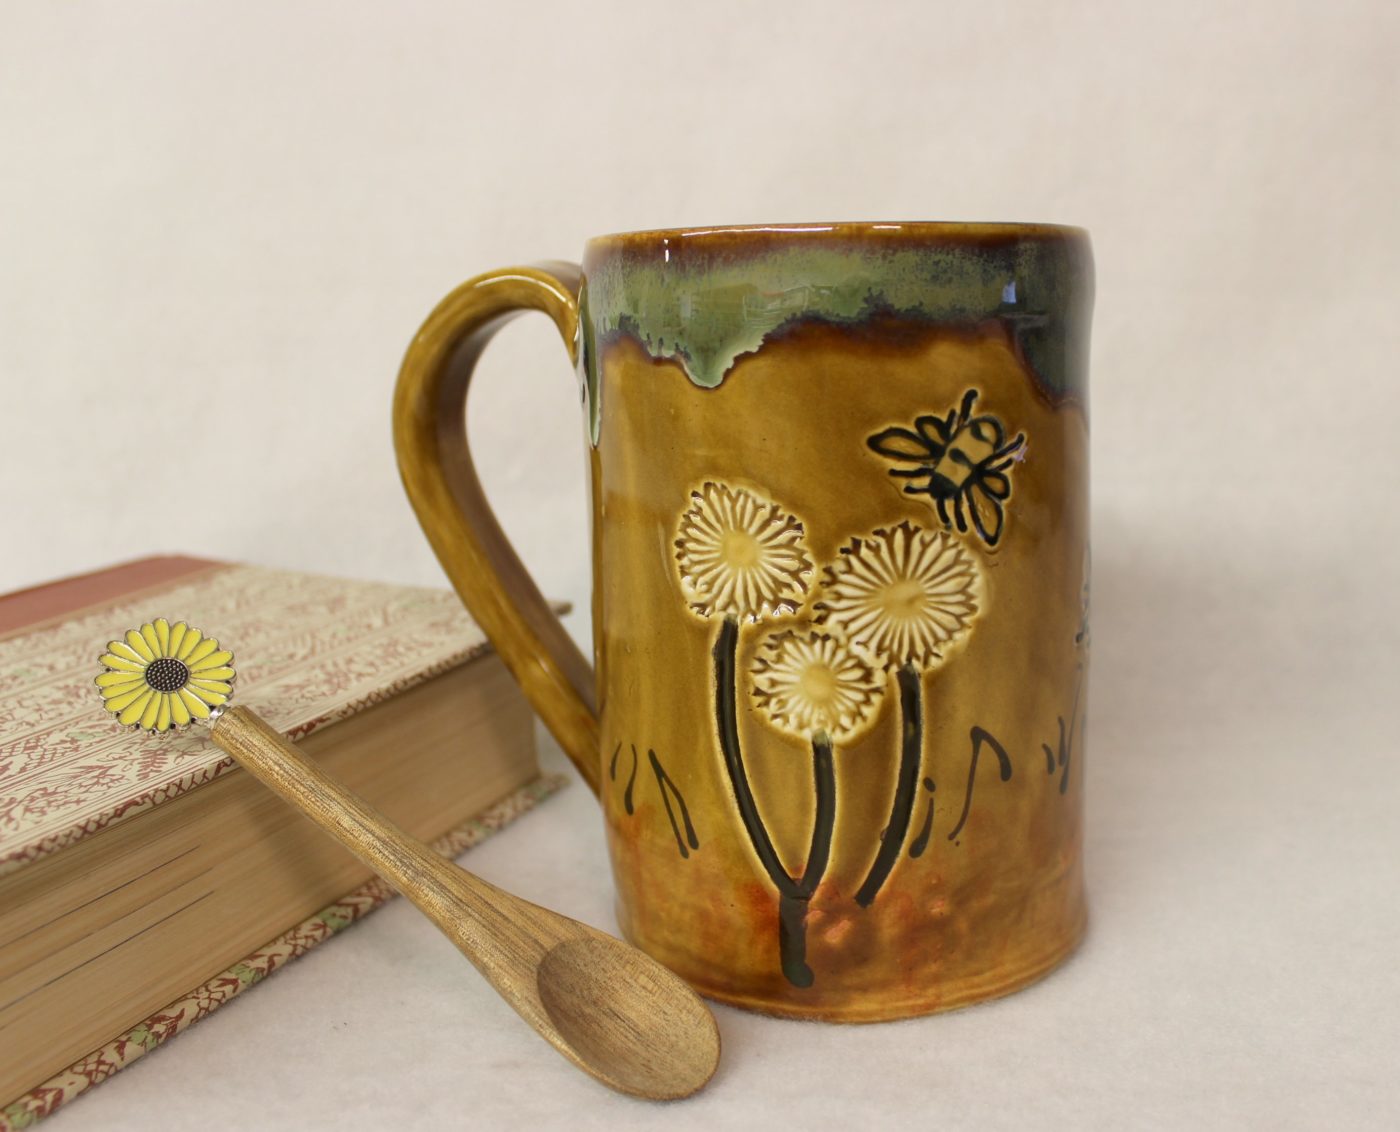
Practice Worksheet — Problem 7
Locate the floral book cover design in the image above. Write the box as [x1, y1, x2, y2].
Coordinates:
[1, 559, 519, 872]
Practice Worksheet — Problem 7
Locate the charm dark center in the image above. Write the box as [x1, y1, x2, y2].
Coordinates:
[145, 657, 190, 693]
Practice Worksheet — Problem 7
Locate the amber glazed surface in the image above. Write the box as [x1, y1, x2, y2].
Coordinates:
[395, 222, 1094, 1022]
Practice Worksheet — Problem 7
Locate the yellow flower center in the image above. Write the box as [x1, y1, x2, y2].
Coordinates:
[720, 529, 761, 568]
[879, 579, 927, 619]
[798, 662, 838, 707]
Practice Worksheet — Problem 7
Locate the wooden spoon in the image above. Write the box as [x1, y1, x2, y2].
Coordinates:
[95, 620, 720, 1101]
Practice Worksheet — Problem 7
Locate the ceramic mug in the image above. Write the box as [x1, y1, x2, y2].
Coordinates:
[393, 222, 1093, 1021]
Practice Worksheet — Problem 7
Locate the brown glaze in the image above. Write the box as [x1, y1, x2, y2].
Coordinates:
[392, 264, 600, 791]
[585, 220, 1089, 255]
[394, 224, 1093, 1021]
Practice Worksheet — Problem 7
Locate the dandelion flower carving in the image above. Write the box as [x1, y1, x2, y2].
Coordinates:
[675, 482, 812, 622]
[750, 629, 884, 743]
[670, 391, 1018, 981]
[817, 522, 982, 671]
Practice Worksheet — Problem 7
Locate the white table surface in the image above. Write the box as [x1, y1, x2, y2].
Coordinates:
[45, 534, 1400, 1129]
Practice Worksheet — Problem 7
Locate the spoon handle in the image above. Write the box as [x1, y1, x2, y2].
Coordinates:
[210, 706, 546, 966]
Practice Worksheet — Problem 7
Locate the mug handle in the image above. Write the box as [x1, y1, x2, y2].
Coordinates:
[392, 263, 601, 794]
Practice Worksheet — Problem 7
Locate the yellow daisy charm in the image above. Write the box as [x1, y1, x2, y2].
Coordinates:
[96, 619, 236, 732]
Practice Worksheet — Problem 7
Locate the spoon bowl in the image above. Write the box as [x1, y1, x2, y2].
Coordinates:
[536, 935, 721, 1100]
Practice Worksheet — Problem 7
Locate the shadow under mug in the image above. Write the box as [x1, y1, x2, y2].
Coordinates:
[393, 222, 1094, 1021]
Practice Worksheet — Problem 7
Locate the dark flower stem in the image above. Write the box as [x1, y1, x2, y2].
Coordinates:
[777, 732, 836, 988]
[855, 662, 923, 908]
[713, 617, 796, 900]
[798, 733, 836, 896]
[713, 616, 836, 988]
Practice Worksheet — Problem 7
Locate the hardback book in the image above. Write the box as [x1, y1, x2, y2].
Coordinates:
[0, 556, 562, 1125]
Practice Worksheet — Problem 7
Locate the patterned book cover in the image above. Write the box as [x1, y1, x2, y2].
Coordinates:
[0, 555, 530, 874]
[0, 557, 565, 1125]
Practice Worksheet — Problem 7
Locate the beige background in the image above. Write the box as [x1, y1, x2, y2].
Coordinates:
[2, 1, 1397, 1127]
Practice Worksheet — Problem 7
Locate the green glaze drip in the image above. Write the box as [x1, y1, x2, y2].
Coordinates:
[579, 235, 1093, 444]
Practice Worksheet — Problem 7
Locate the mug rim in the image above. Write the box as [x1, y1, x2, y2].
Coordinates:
[586, 220, 1088, 251]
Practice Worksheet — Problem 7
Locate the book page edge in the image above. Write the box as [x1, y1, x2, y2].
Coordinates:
[0, 772, 567, 1128]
